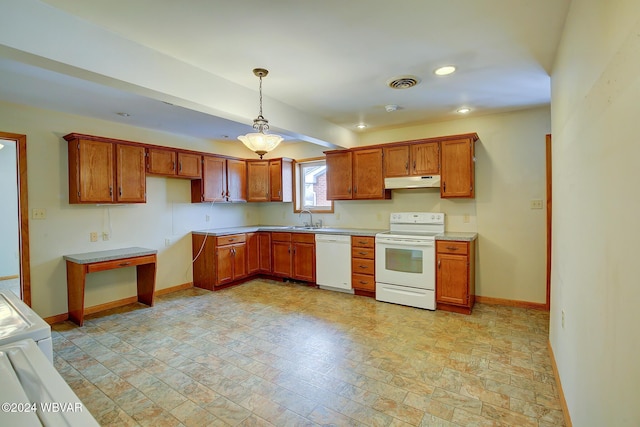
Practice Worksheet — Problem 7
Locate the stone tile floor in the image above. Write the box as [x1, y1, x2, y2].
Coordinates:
[52, 279, 565, 426]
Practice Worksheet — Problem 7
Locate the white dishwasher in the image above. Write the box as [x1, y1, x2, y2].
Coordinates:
[315, 234, 352, 293]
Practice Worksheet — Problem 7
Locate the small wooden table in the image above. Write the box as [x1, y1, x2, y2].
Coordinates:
[64, 247, 157, 326]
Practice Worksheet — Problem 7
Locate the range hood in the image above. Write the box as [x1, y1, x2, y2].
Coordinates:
[384, 175, 441, 189]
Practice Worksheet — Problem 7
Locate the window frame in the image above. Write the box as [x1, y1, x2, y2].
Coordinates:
[293, 157, 334, 214]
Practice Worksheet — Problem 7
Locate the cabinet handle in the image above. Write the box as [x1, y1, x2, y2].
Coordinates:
[179, 162, 182, 172]
[405, 162, 408, 171]
[359, 280, 368, 285]
[359, 265, 368, 269]
[354, 186, 357, 194]
[109, 186, 113, 197]
[358, 251, 368, 255]
[446, 246, 459, 251]
[438, 259, 441, 269]
[413, 160, 416, 171]
[119, 262, 131, 267]
[347, 187, 351, 194]
[228, 238, 235, 241]
[443, 182, 446, 192]
[266, 192, 269, 198]
[119, 187, 122, 197]
[172, 161, 176, 171]
[278, 190, 281, 197]
[358, 241, 367, 245]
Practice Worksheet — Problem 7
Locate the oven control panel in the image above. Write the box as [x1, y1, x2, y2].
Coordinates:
[390, 212, 444, 225]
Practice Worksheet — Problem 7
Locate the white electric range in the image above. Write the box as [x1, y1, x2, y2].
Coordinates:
[375, 212, 444, 310]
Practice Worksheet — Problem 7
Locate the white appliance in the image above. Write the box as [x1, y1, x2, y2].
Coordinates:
[0, 290, 52, 364]
[0, 339, 99, 426]
[375, 212, 445, 310]
[315, 234, 353, 293]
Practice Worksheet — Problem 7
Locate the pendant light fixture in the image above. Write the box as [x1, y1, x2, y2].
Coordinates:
[238, 68, 283, 159]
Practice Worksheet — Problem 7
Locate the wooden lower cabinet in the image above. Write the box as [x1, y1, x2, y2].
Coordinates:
[246, 233, 260, 275]
[192, 233, 246, 290]
[436, 239, 476, 314]
[271, 233, 316, 282]
[351, 236, 376, 297]
[258, 232, 272, 273]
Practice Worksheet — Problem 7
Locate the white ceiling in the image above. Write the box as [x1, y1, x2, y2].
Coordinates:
[0, 0, 571, 148]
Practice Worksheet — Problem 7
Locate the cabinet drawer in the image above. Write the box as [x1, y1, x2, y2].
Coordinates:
[352, 273, 375, 291]
[292, 233, 315, 244]
[271, 232, 291, 242]
[352, 258, 375, 274]
[351, 236, 375, 248]
[216, 234, 246, 246]
[436, 240, 468, 255]
[351, 247, 375, 259]
[86, 255, 156, 273]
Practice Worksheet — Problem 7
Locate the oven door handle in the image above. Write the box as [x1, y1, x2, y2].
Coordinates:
[376, 239, 434, 247]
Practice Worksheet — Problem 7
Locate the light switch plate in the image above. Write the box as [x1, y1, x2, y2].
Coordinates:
[32, 208, 46, 219]
[530, 199, 543, 209]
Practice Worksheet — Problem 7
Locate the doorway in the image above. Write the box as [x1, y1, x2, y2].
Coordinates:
[0, 132, 30, 305]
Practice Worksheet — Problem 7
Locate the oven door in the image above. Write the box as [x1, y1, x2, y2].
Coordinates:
[375, 237, 435, 290]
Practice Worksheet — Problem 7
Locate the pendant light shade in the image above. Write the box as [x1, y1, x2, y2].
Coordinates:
[238, 68, 283, 158]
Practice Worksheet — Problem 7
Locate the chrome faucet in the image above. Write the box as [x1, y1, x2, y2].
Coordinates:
[300, 209, 313, 228]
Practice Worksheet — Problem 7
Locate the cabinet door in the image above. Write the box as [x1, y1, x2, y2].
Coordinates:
[272, 241, 292, 277]
[353, 148, 385, 199]
[326, 151, 353, 200]
[441, 138, 475, 198]
[411, 142, 439, 175]
[177, 152, 202, 178]
[75, 139, 114, 203]
[233, 243, 247, 279]
[383, 145, 410, 177]
[216, 245, 234, 284]
[436, 253, 469, 305]
[246, 233, 260, 275]
[269, 159, 293, 202]
[147, 148, 176, 176]
[227, 159, 247, 202]
[201, 156, 226, 202]
[116, 144, 146, 203]
[259, 232, 272, 273]
[293, 242, 315, 282]
[247, 160, 270, 202]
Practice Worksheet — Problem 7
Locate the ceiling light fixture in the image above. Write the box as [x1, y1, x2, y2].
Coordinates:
[0, 143, 4, 150]
[384, 104, 399, 112]
[238, 68, 283, 159]
[356, 124, 367, 129]
[116, 112, 131, 117]
[457, 107, 471, 114]
[434, 66, 456, 76]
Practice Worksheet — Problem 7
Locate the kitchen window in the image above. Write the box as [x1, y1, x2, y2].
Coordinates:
[294, 158, 333, 213]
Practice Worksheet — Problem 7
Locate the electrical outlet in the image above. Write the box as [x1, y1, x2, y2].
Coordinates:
[90, 232, 98, 242]
[102, 232, 109, 241]
[205, 215, 210, 222]
[463, 214, 470, 223]
[164, 238, 171, 247]
[561, 309, 565, 328]
[32, 208, 46, 219]
[530, 199, 544, 209]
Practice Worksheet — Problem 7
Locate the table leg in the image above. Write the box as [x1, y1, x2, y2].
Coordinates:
[136, 258, 156, 306]
[66, 261, 86, 326]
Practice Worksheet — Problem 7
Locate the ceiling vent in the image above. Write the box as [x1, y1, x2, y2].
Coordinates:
[387, 75, 420, 89]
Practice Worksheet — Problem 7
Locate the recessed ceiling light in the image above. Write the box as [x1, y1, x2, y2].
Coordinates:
[457, 107, 471, 114]
[434, 66, 456, 76]
[384, 104, 399, 112]
[356, 123, 367, 129]
[116, 112, 131, 117]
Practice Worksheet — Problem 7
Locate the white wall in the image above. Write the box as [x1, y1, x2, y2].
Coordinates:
[264, 107, 550, 304]
[550, 0, 640, 425]
[0, 101, 261, 318]
[0, 140, 19, 277]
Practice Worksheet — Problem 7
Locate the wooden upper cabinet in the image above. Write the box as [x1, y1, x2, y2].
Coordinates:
[383, 142, 439, 177]
[67, 137, 146, 204]
[116, 144, 146, 203]
[193, 155, 226, 202]
[147, 148, 176, 176]
[326, 151, 353, 200]
[383, 145, 410, 177]
[177, 152, 202, 178]
[353, 148, 386, 199]
[270, 159, 292, 202]
[441, 138, 475, 198]
[411, 142, 439, 175]
[227, 159, 247, 202]
[69, 139, 114, 203]
[247, 160, 270, 202]
[147, 149, 201, 178]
